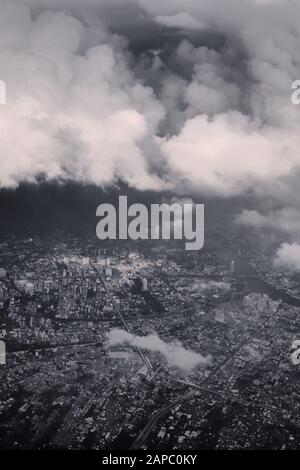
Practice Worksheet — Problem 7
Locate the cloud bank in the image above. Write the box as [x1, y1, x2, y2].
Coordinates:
[0, 0, 166, 189]
[274, 243, 300, 271]
[0, 0, 300, 200]
[107, 328, 210, 371]
[236, 208, 300, 235]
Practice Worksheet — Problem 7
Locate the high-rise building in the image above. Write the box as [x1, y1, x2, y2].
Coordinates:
[0, 340, 6, 365]
[142, 278, 148, 291]
[230, 260, 235, 274]
[215, 309, 225, 323]
[81, 256, 89, 266]
[105, 267, 112, 278]
[0, 268, 6, 278]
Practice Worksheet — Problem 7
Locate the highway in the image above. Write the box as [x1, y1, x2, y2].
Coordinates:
[131, 390, 196, 450]
[93, 261, 299, 449]
[92, 263, 153, 372]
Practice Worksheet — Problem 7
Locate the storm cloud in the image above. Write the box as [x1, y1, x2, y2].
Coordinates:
[0, 0, 300, 202]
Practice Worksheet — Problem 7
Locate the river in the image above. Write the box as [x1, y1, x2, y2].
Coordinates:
[218, 248, 300, 307]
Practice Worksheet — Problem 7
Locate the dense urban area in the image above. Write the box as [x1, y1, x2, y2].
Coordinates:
[0, 223, 300, 450]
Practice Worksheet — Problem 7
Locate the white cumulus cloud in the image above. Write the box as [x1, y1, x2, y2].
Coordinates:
[274, 243, 300, 270]
[107, 328, 211, 371]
